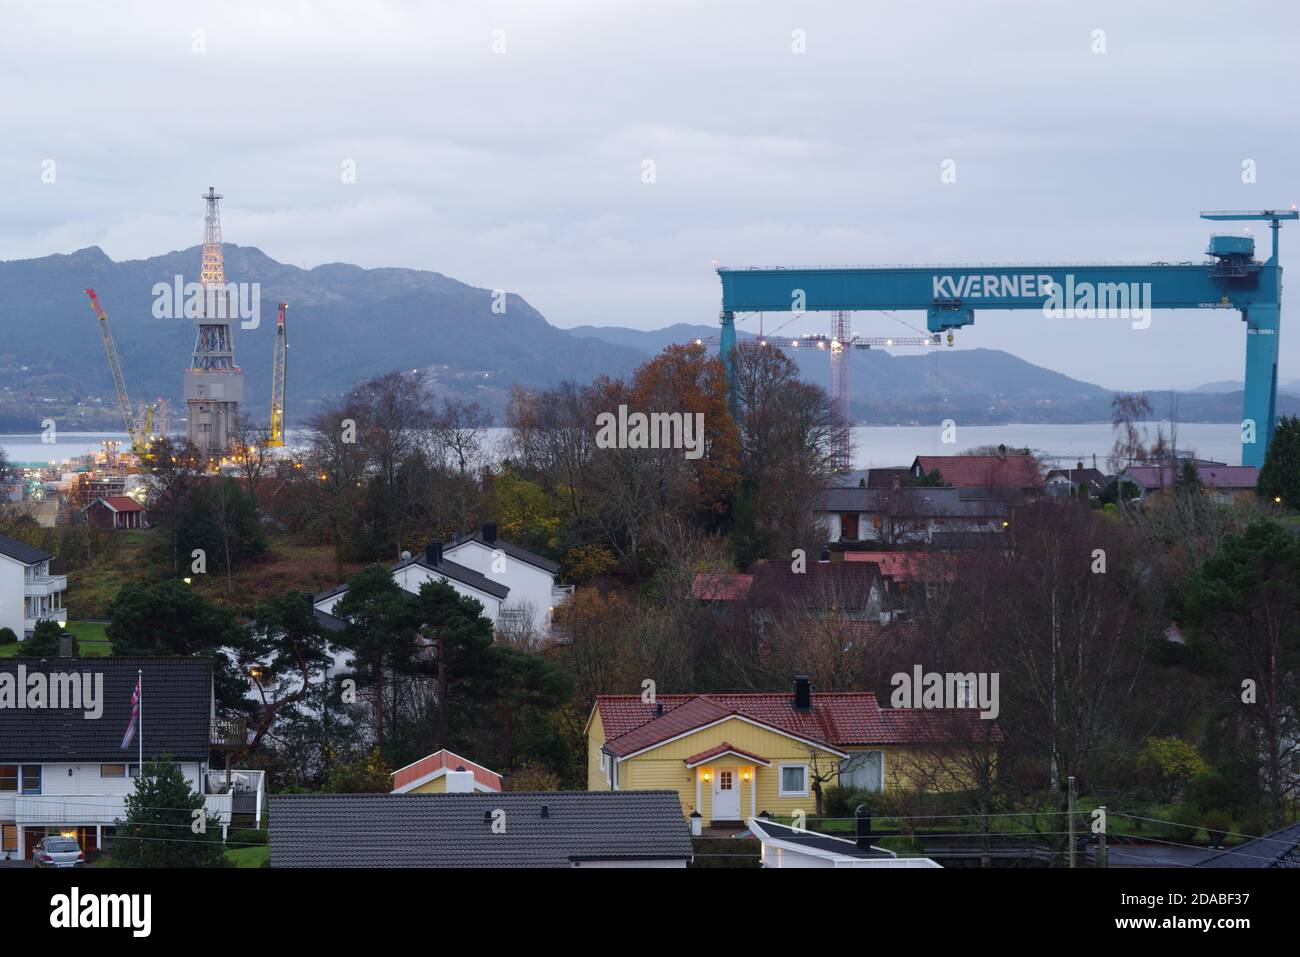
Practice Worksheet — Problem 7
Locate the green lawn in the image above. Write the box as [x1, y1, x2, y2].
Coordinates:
[0, 620, 112, 657]
[225, 845, 270, 868]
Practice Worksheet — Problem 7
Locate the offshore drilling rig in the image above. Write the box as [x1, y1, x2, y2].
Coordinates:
[184, 187, 245, 459]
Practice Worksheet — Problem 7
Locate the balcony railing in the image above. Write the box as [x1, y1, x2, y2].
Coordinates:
[14, 789, 255, 827]
[24, 575, 67, 598]
[211, 715, 248, 750]
[24, 607, 67, 626]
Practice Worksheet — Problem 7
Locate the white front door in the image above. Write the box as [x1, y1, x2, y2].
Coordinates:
[712, 768, 740, 820]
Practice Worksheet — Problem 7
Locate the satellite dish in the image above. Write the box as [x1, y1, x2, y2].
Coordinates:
[400, 550, 411, 560]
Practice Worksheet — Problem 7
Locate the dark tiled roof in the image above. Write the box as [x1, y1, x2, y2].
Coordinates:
[749, 818, 894, 859]
[0, 657, 212, 762]
[814, 486, 1008, 519]
[316, 554, 510, 604]
[448, 536, 560, 575]
[1044, 468, 1109, 490]
[268, 791, 693, 868]
[746, 560, 880, 609]
[0, 532, 52, 564]
[1123, 464, 1258, 491]
[313, 608, 347, 632]
[1196, 824, 1300, 868]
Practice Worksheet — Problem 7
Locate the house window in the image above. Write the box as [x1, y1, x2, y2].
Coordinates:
[1, 824, 16, 852]
[599, 752, 608, 776]
[839, 751, 884, 792]
[719, 770, 733, 791]
[779, 764, 808, 796]
[0, 766, 16, 793]
[20, 766, 41, 795]
[100, 764, 139, 778]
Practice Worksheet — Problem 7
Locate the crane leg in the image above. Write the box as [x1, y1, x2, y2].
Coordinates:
[1241, 303, 1280, 469]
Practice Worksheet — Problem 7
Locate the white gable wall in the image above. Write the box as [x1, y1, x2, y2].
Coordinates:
[444, 540, 555, 635]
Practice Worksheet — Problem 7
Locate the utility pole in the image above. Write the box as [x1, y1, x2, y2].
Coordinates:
[1097, 805, 1108, 868]
[1067, 775, 1077, 869]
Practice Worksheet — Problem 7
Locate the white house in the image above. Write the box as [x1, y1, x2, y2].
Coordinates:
[312, 540, 510, 628]
[0, 656, 264, 862]
[444, 523, 572, 638]
[0, 533, 67, 638]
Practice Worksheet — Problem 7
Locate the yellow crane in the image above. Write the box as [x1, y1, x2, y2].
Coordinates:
[267, 301, 288, 446]
[83, 288, 151, 458]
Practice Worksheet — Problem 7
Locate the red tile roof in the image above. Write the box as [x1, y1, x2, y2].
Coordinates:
[842, 551, 954, 582]
[99, 495, 144, 512]
[913, 454, 1042, 489]
[683, 742, 771, 767]
[596, 689, 998, 756]
[692, 573, 754, 601]
[390, 749, 502, 792]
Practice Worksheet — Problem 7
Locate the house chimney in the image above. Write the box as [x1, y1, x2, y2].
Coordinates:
[540, 804, 549, 818]
[655, 701, 664, 716]
[793, 675, 811, 712]
[425, 540, 443, 565]
[445, 768, 475, 793]
[305, 593, 315, 608]
[997, 443, 1007, 460]
[854, 804, 873, 849]
[482, 522, 498, 544]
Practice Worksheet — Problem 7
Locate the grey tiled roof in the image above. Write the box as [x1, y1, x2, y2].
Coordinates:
[814, 486, 1008, 519]
[0, 657, 212, 762]
[749, 818, 894, 859]
[1196, 824, 1300, 868]
[268, 790, 693, 868]
[0, 532, 53, 565]
[449, 536, 561, 575]
[316, 554, 510, 604]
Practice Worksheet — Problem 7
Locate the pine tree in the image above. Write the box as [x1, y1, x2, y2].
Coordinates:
[1258, 414, 1300, 508]
[111, 756, 227, 867]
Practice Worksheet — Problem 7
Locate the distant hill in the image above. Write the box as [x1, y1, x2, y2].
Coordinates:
[2, 245, 1296, 432]
[569, 323, 1300, 425]
[0, 245, 647, 426]
[1188, 377, 1300, 395]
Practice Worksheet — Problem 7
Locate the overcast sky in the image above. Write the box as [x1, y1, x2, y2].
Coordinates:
[3, 0, 1298, 391]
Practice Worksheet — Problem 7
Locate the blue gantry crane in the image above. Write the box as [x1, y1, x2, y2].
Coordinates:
[716, 209, 1297, 468]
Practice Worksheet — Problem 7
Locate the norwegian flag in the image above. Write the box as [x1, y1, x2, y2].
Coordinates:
[121, 675, 141, 749]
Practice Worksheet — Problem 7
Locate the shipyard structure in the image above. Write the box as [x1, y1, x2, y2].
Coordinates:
[185, 186, 245, 458]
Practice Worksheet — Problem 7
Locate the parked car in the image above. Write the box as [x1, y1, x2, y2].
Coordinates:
[33, 836, 84, 868]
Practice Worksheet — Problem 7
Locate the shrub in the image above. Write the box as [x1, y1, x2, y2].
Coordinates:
[1185, 770, 1237, 814]
[228, 828, 268, 846]
[0, 627, 17, 645]
[1201, 809, 1233, 847]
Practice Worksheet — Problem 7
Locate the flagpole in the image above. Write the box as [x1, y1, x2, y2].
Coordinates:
[137, 668, 143, 773]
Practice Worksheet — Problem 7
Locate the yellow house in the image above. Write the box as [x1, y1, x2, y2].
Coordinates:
[586, 678, 996, 825]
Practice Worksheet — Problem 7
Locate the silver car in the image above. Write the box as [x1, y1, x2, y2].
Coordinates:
[33, 836, 84, 868]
